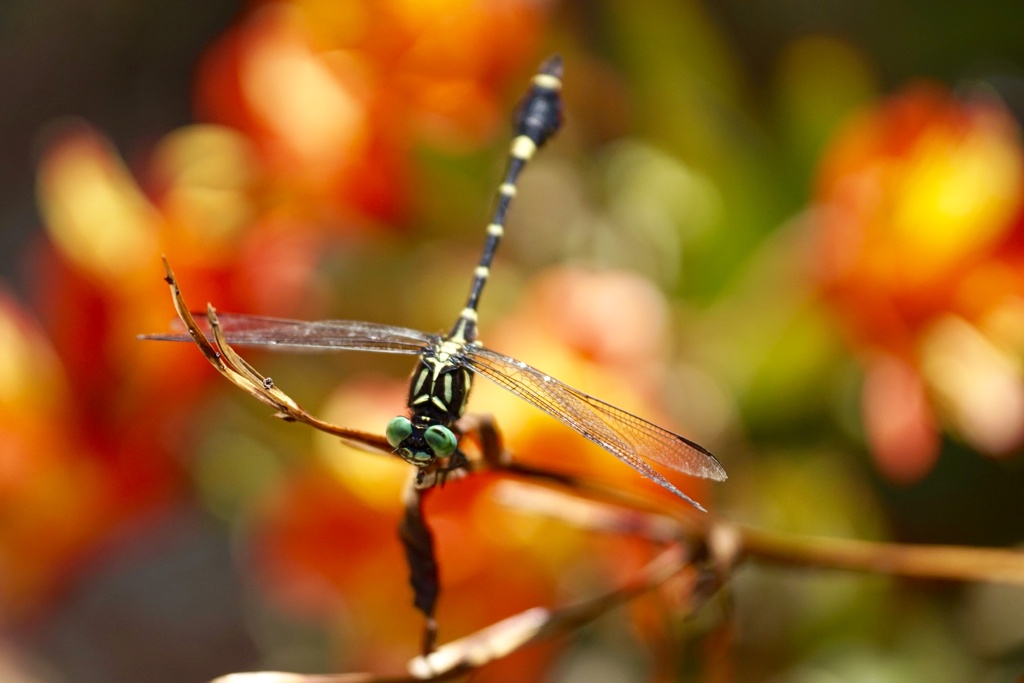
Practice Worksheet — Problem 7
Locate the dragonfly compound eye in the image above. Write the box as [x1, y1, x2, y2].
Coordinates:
[424, 425, 458, 458]
[386, 416, 414, 448]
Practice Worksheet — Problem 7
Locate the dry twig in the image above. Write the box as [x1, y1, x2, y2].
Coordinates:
[148, 259, 1024, 681]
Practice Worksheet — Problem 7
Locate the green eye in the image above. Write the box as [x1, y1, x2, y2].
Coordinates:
[424, 425, 458, 458]
[386, 416, 413, 448]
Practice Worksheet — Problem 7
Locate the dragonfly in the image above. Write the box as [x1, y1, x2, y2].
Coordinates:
[144, 56, 726, 511]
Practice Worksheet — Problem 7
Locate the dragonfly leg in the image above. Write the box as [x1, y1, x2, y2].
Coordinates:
[436, 450, 470, 483]
[455, 413, 510, 468]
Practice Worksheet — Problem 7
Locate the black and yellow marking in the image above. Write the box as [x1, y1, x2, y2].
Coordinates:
[386, 56, 565, 468]
[452, 55, 564, 343]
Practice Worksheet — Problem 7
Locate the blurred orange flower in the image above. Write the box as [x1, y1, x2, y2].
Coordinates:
[0, 279, 198, 617]
[19, 0, 550, 636]
[814, 83, 1024, 481]
[7, 122, 243, 618]
[195, 0, 546, 224]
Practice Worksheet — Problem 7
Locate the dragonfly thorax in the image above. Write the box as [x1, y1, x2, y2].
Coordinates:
[385, 345, 474, 466]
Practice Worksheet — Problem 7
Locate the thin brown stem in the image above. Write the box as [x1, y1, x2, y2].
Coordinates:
[732, 523, 1024, 584]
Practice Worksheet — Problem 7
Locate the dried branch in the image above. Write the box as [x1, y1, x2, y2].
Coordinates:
[154, 260, 1024, 682]
[207, 444, 1024, 682]
[159, 257, 392, 454]
[211, 543, 702, 683]
[459, 418, 1024, 587]
[408, 543, 696, 679]
[733, 523, 1024, 584]
[485, 474, 1024, 587]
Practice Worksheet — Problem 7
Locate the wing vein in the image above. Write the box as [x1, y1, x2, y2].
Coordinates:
[461, 346, 725, 507]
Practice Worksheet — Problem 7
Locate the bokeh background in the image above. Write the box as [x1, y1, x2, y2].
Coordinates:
[3, 1, 1024, 681]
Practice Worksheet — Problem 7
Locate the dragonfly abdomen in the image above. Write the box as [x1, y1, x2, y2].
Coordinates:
[456, 55, 564, 327]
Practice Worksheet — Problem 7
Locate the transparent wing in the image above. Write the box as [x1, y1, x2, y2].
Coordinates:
[462, 345, 726, 508]
[142, 313, 434, 355]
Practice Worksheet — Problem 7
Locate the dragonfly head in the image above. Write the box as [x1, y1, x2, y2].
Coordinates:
[386, 416, 458, 466]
